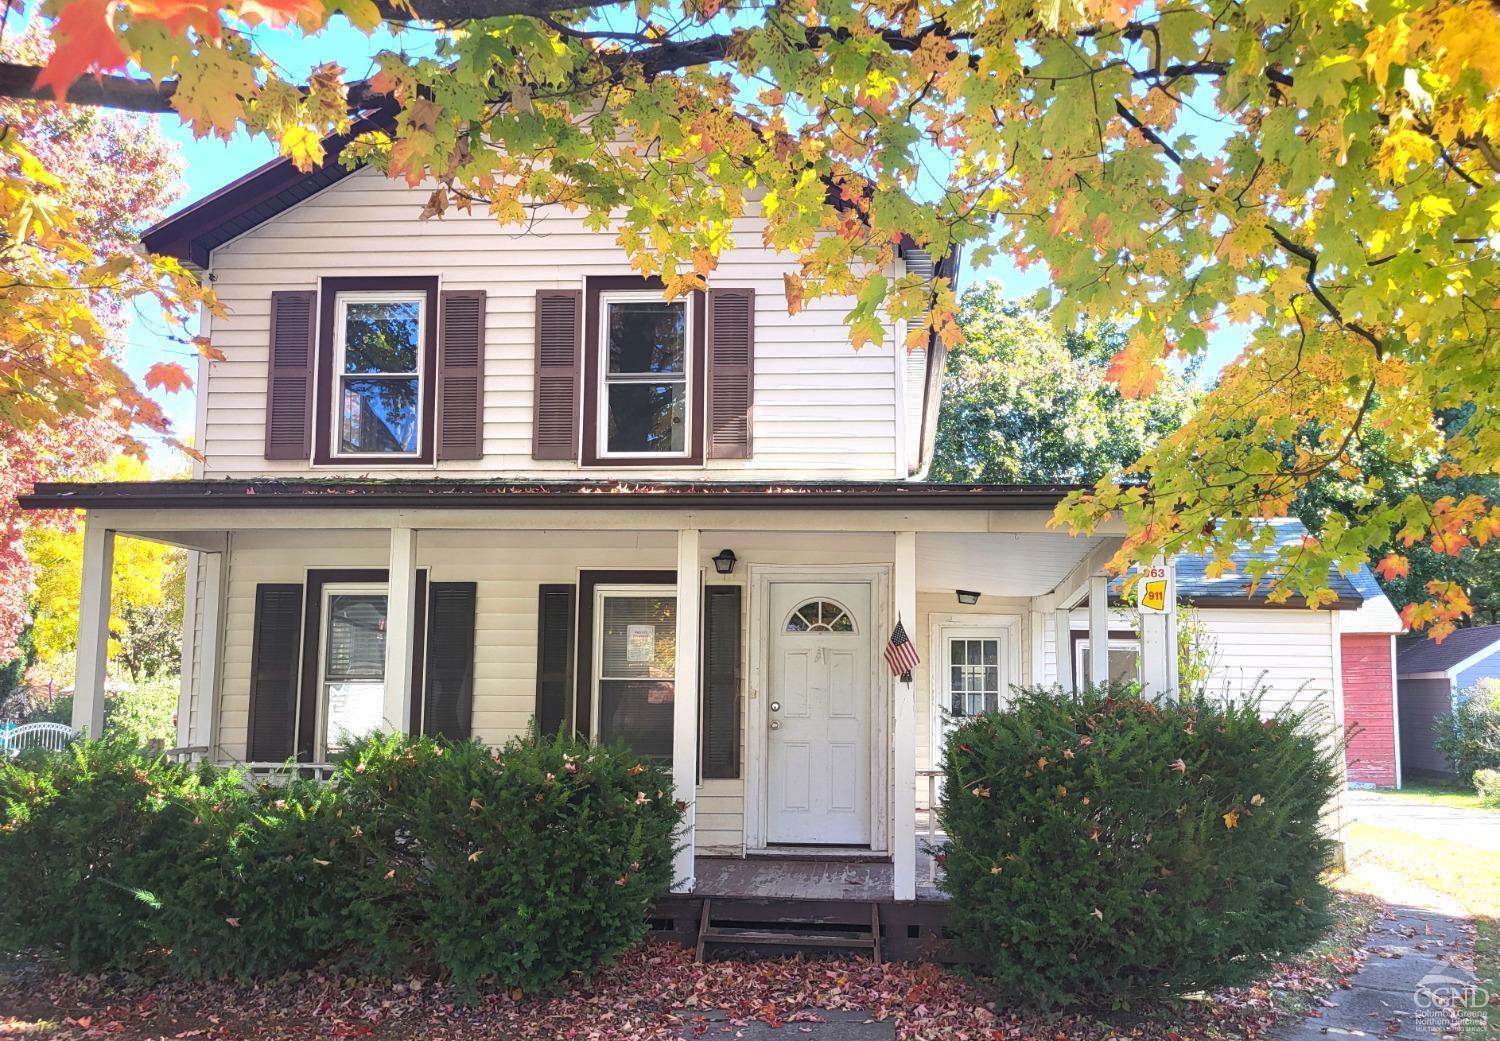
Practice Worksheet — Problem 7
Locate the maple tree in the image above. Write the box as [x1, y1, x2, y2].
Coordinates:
[1, 0, 1497, 634]
[0, 27, 201, 660]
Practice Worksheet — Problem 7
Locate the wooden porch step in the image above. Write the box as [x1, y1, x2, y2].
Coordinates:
[700, 927, 877, 949]
[694, 898, 882, 964]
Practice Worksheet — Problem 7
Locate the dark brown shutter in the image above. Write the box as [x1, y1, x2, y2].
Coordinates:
[422, 582, 476, 741]
[534, 584, 576, 736]
[436, 290, 486, 461]
[264, 290, 316, 460]
[706, 287, 754, 459]
[532, 290, 582, 460]
[246, 584, 304, 762]
[700, 585, 742, 779]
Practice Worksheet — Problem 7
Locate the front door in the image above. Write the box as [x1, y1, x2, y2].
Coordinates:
[766, 581, 872, 845]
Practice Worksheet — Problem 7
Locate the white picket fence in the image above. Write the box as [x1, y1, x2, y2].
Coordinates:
[0, 721, 75, 756]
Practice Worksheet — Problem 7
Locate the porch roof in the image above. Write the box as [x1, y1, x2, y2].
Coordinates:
[20, 478, 1081, 513]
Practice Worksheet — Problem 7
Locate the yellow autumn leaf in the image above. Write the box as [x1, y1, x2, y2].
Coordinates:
[1222, 810, 1240, 829]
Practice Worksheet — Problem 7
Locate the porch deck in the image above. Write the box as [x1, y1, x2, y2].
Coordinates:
[650, 833, 953, 962]
[694, 853, 947, 903]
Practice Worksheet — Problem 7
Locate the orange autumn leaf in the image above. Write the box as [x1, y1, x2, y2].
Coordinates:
[144, 361, 193, 393]
[33, 0, 129, 96]
[1374, 553, 1409, 580]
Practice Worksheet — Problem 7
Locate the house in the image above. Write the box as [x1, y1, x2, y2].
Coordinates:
[1396, 623, 1500, 780]
[22, 127, 1319, 942]
[976, 518, 1402, 791]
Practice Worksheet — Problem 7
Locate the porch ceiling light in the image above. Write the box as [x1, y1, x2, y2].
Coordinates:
[956, 589, 981, 605]
[712, 548, 738, 575]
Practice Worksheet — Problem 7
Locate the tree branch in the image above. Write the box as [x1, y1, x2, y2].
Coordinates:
[0, 61, 389, 114]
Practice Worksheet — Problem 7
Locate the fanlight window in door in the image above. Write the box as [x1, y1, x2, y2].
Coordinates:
[783, 600, 855, 633]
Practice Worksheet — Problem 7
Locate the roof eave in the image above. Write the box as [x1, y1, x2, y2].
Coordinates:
[19, 478, 1080, 513]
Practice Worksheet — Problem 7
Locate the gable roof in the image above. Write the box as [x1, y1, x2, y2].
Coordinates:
[1106, 518, 1368, 609]
[1397, 622, 1500, 676]
[140, 107, 395, 269]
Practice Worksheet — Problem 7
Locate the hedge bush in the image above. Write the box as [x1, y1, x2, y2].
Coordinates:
[332, 732, 681, 991]
[0, 740, 242, 971]
[1474, 769, 1500, 807]
[0, 731, 680, 990]
[1433, 680, 1500, 789]
[938, 685, 1339, 1007]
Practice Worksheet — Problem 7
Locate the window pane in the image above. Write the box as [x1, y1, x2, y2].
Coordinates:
[982, 640, 998, 666]
[344, 300, 420, 374]
[607, 301, 686, 375]
[326, 594, 387, 681]
[341, 376, 419, 454]
[600, 595, 676, 678]
[606, 383, 685, 454]
[598, 679, 674, 760]
[326, 681, 384, 753]
[1109, 648, 1138, 683]
[950, 641, 964, 666]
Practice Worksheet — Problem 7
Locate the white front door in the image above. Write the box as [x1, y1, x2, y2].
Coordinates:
[766, 581, 873, 845]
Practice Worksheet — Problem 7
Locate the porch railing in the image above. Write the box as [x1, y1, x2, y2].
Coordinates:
[917, 768, 944, 884]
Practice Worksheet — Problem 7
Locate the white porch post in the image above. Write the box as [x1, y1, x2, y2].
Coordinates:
[194, 549, 227, 753]
[1087, 575, 1110, 689]
[1054, 608, 1075, 692]
[671, 527, 702, 894]
[893, 530, 918, 901]
[1139, 558, 1179, 701]
[382, 526, 420, 735]
[72, 517, 115, 737]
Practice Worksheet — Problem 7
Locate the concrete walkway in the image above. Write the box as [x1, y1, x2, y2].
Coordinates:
[1275, 900, 1478, 1041]
[1348, 790, 1500, 852]
[670, 1008, 894, 1039]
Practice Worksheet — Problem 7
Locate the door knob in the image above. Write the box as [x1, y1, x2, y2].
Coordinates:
[769, 720, 781, 730]
[770, 701, 781, 712]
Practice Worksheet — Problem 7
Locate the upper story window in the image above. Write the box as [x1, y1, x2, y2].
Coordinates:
[579, 277, 706, 467]
[308, 276, 440, 466]
[600, 293, 691, 458]
[335, 293, 425, 456]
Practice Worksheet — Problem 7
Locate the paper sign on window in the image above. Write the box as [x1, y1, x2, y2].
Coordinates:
[1136, 560, 1173, 615]
[626, 624, 656, 663]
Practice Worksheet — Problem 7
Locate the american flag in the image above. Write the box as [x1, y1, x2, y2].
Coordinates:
[883, 618, 920, 681]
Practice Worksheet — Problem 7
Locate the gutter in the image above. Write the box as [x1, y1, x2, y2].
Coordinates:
[20, 478, 1081, 513]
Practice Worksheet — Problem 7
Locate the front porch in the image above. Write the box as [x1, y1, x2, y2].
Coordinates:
[29, 480, 1182, 909]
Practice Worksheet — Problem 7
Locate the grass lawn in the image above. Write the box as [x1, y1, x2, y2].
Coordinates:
[1341, 821, 1499, 1041]
[1365, 783, 1494, 812]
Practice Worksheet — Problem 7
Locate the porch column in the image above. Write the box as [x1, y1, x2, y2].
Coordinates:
[671, 527, 702, 894]
[194, 550, 227, 754]
[1087, 576, 1110, 689]
[72, 518, 115, 737]
[382, 526, 420, 735]
[1139, 558, 1179, 701]
[1054, 608, 1075, 692]
[893, 530, 918, 901]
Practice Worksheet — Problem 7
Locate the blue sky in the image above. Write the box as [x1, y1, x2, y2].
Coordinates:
[14, 11, 1247, 450]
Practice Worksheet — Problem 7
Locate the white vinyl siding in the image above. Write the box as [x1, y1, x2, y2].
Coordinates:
[201, 167, 903, 479]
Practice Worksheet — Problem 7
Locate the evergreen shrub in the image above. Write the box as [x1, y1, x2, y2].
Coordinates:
[938, 684, 1339, 1007]
[0, 731, 680, 990]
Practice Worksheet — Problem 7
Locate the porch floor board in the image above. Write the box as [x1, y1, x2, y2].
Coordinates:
[694, 851, 948, 903]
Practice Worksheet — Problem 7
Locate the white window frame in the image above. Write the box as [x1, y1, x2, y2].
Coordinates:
[594, 290, 693, 460]
[590, 583, 680, 741]
[314, 581, 389, 758]
[928, 615, 1022, 766]
[1073, 636, 1141, 688]
[331, 290, 428, 460]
